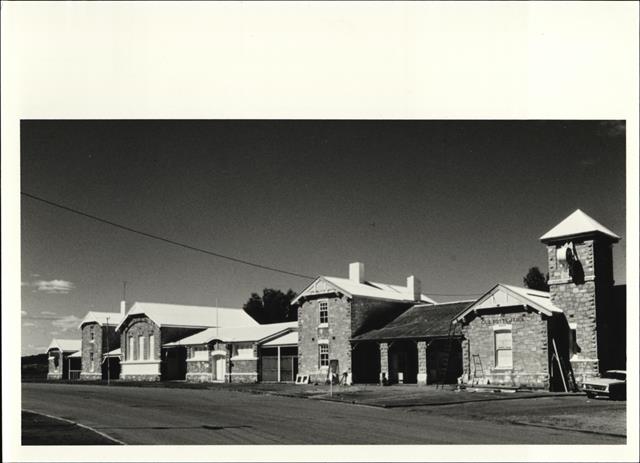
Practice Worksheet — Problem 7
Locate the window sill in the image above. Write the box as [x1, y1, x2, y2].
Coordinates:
[318, 323, 329, 328]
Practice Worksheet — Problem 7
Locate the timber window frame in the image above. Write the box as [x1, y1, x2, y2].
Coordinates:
[493, 328, 513, 369]
[128, 336, 134, 360]
[149, 334, 155, 359]
[319, 300, 329, 326]
[319, 344, 329, 368]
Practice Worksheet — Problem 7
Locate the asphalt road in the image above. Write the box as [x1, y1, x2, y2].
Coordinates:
[22, 383, 624, 445]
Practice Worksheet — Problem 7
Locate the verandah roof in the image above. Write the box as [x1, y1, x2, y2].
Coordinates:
[351, 301, 473, 342]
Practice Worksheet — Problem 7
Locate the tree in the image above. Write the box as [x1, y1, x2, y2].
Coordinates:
[242, 288, 298, 324]
[523, 266, 549, 291]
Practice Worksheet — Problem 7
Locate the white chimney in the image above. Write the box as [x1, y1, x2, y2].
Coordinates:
[120, 300, 127, 318]
[407, 276, 421, 301]
[349, 262, 365, 284]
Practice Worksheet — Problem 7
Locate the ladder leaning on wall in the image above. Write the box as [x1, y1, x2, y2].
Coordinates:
[471, 354, 484, 385]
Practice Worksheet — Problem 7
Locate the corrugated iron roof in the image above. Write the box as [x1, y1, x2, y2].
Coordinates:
[116, 302, 257, 331]
[47, 338, 81, 353]
[163, 321, 297, 346]
[104, 347, 121, 357]
[454, 284, 562, 322]
[292, 276, 436, 305]
[79, 311, 123, 329]
[352, 301, 473, 341]
[263, 331, 298, 346]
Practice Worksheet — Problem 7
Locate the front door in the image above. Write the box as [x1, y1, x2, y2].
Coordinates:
[212, 356, 226, 382]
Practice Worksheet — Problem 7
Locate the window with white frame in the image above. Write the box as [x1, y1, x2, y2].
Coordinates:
[139, 335, 145, 360]
[90, 352, 94, 371]
[319, 344, 329, 368]
[190, 345, 209, 361]
[494, 329, 513, 369]
[149, 334, 155, 359]
[90, 326, 95, 341]
[232, 343, 254, 359]
[128, 336, 134, 360]
[319, 301, 328, 325]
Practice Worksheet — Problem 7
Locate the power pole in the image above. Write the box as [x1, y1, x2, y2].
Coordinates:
[106, 315, 110, 385]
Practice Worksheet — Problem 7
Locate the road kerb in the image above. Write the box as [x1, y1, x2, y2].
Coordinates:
[22, 408, 126, 445]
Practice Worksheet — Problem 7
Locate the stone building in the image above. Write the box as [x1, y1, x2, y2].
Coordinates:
[454, 284, 571, 390]
[46, 338, 81, 380]
[116, 302, 257, 381]
[540, 209, 625, 381]
[455, 209, 625, 390]
[78, 305, 124, 381]
[164, 321, 297, 383]
[292, 262, 435, 384]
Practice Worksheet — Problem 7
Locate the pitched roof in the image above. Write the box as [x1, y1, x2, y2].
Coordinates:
[47, 338, 81, 353]
[292, 276, 436, 305]
[540, 209, 620, 242]
[352, 301, 473, 341]
[79, 311, 123, 329]
[69, 350, 82, 358]
[163, 321, 297, 346]
[104, 348, 121, 357]
[263, 330, 298, 346]
[116, 302, 257, 331]
[454, 283, 562, 322]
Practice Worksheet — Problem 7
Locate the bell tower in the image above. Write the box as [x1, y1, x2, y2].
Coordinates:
[540, 209, 620, 381]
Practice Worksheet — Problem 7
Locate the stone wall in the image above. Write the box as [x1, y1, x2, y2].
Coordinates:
[47, 350, 63, 380]
[417, 341, 427, 385]
[547, 237, 617, 379]
[186, 358, 213, 382]
[119, 315, 161, 381]
[298, 294, 351, 383]
[461, 308, 550, 389]
[80, 323, 102, 380]
[228, 358, 258, 383]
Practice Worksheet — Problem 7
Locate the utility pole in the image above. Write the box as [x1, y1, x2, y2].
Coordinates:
[106, 316, 110, 385]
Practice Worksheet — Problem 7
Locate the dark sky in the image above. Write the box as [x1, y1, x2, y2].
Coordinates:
[20, 120, 626, 354]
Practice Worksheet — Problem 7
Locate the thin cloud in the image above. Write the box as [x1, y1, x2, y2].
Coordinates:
[51, 315, 81, 332]
[22, 322, 36, 327]
[34, 279, 75, 294]
[40, 310, 57, 316]
[21, 310, 27, 316]
[597, 121, 625, 137]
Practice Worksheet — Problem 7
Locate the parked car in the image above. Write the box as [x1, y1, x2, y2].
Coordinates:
[582, 370, 626, 400]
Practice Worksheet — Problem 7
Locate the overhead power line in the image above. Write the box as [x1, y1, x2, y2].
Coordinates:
[21, 191, 314, 280]
[21, 191, 486, 297]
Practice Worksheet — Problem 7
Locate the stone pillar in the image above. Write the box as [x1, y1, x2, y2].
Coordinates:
[417, 341, 428, 385]
[379, 342, 389, 384]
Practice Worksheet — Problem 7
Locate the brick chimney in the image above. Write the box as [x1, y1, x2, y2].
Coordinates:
[349, 262, 365, 284]
[407, 275, 421, 301]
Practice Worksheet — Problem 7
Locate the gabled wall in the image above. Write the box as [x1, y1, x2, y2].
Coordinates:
[461, 307, 551, 389]
[80, 322, 120, 380]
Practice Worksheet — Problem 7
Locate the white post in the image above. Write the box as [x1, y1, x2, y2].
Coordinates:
[277, 346, 281, 383]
